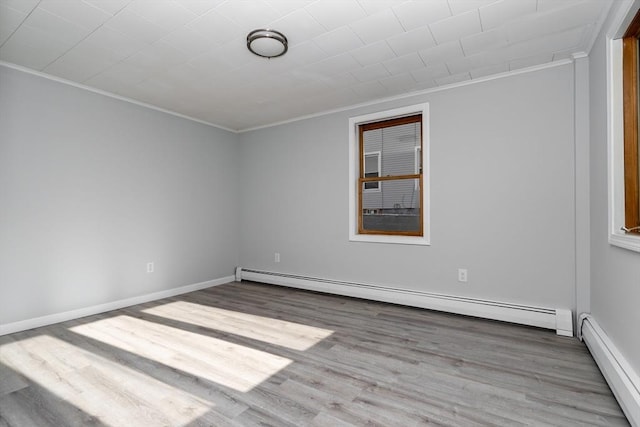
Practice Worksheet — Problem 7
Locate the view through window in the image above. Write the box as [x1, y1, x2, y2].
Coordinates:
[358, 114, 423, 236]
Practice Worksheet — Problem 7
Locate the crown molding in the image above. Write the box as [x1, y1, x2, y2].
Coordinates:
[0, 61, 237, 134]
[240, 58, 573, 133]
[2, 58, 575, 135]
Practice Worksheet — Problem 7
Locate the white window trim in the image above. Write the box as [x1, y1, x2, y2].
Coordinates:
[607, 1, 640, 252]
[348, 103, 430, 245]
[363, 151, 381, 193]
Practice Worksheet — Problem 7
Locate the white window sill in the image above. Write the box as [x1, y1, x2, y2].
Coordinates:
[349, 234, 431, 246]
[609, 233, 640, 253]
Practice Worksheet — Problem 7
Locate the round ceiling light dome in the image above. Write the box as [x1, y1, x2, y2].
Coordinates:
[247, 29, 288, 58]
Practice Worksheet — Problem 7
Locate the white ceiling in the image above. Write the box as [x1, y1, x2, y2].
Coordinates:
[0, 0, 613, 131]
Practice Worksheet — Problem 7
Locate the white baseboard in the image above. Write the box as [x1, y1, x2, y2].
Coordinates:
[580, 314, 640, 426]
[237, 268, 573, 336]
[0, 275, 235, 336]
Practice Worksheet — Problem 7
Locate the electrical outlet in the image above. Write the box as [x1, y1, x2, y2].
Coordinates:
[147, 262, 154, 273]
[458, 268, 468, 282]
[274, 252, 280, 263]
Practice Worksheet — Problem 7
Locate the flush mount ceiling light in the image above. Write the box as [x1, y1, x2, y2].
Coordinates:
[247, 29, 288, 58]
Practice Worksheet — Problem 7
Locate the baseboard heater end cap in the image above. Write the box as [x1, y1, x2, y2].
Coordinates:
[235, 267, 242, 282]
[555, 308, 574, 337]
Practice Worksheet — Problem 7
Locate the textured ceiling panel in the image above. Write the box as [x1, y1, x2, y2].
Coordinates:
[0, 0, 612, 131]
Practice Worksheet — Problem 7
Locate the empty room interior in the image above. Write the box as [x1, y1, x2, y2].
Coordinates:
[1, 0, 640, 425]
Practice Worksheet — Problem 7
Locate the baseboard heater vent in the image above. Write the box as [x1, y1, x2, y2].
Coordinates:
[236, 268, 573, 336]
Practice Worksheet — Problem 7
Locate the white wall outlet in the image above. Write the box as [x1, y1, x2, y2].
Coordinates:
[147, 262, 154, 273]
[458, 268, 468, 282]
[274, 252, 280, 263]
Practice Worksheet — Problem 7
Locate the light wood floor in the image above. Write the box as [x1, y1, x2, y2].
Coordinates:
[0, 281, 629, 426]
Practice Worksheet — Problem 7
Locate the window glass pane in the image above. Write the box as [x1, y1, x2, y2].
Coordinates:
[364, 179, 379, 190]
[362, 122, 421, 177]
[364, 152, 379, 191]
[361, 178, 420, 233]
[364, 153, 378, 174]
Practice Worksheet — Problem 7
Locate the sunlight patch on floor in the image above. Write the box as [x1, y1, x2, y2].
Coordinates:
[142, 301, 334, 351]
[71, 315, 292, 392]
[0, 335, 212, 426]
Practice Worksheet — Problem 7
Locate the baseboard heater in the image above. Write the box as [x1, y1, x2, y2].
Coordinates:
[580, 314, 640, 426]
[236, 268, 573, 336]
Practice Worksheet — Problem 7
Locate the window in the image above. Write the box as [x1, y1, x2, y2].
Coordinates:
[349, 103, 430, 245]
[363, 151, 381, 192]
[608, 5, 640, 252]
[359, 115, 422, 235]
[622, 9, 640, 234]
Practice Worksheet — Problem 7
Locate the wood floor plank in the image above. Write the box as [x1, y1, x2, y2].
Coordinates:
[310, 411, 356, 427]
[232, 406, 300, 427]
[0, 383, 107, 427]
[0, 362, 28, 397]
[0, 281, 630, 426]
[53, 323, 250, 419]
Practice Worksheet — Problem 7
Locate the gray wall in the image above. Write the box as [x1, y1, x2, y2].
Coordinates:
[589, 6, 640, 374]
[239, 64, 577, 311]
[0, 65, 240, 325]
